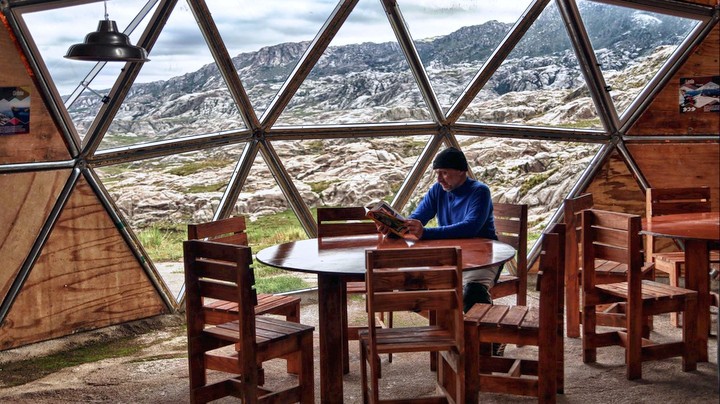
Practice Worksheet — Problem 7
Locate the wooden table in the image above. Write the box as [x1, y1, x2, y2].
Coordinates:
[256, 234, 516, 403]
[641, 211, 719, 363]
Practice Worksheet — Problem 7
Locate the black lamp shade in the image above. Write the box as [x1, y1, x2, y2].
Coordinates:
[65, 19, 149, 62]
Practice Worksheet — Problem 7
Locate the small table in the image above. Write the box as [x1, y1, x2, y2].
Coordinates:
[641, 211, 719, 364]
[256, 234, 516, 403]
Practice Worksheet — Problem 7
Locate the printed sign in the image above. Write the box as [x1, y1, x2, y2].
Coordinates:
[0, 86, 31, 135]
[679, 76, 720, 114]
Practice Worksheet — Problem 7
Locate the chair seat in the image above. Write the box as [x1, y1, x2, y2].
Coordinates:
[596, 280, 697, 301]
[359, 326, 457, 354]
[466, 303, 539, 330]
[205, 316, 315, 349]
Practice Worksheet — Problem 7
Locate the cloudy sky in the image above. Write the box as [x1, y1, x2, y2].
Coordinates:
[19, 0, 532, 96]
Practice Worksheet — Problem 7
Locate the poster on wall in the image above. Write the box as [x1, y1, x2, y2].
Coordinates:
[0, 86, 30, 135]
[679, 76, 720, 114]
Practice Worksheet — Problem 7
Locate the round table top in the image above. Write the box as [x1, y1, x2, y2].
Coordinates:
[642, 211, 720, 241]
[256, 234, 516, 277]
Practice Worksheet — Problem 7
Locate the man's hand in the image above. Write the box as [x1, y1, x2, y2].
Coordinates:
[404, 219, 424, 239]
[376, 222, 392, 236]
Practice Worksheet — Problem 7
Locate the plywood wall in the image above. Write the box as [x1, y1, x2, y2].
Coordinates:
[0, 177, 167, 350]
[0, 170, 68, 305]
[0, 17, 168, 350]
[0, 16, 70, 163]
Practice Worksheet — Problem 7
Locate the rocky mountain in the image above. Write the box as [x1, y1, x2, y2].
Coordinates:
[81, 3, 694, 233]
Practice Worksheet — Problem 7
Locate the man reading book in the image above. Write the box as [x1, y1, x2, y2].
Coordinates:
[376, 146, 500, 313]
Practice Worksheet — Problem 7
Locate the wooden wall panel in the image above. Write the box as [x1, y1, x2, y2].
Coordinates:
[0, 170, 69, 303]
[628, 25, 719, 135]
[586, 150, 646, 215]
[0, 177, 167, 350]
[627, 142, 720, 211]
[0, 17, 70, 163]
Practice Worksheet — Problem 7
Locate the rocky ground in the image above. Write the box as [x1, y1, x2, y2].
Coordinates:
[1, 280, 718, 403]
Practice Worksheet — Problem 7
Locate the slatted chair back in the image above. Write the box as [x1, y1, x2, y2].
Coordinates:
[188, 216, 249, 246]
[646, 187, 711, 260]
[317, 206, 381, 372]
[317, 206, 378, 237]
[581, 209, 643, 292]
[562, 193, 593, 337]
[362, 246, 464, 402]
[563, 194, 594, 278]
[491, 203, 528, 305]
[184, 240, 258, 401]
[187, 217, 301, 342]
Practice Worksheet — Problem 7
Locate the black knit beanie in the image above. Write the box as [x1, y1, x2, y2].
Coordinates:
[432, 147, 468, 171]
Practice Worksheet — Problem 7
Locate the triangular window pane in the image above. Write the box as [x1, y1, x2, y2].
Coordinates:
[94, 143, 245, 299]
[400, 1, 533, 113]
[459, 2, 603, 130]
[577, 0, 701, 119]
[272, 136, 430, 209]
[96, 0, 245, 151]
[205, 0, 337, 119]
[21, 1, 155, 144]
[275, 0, 431, 126]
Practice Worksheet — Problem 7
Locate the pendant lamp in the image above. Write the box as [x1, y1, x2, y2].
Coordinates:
[65, 1, 149, 62]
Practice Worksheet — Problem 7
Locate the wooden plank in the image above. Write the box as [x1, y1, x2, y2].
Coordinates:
[0, 170, 69, 303]
[586, 151, 646, 216]
[498, 305, 529, 328]
[0, 177, 167, 350]
[0, 24, 70, 163]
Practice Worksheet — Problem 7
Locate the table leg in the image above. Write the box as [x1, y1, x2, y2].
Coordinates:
[684, 239, 710, 362]
[318, 274, 344, 403]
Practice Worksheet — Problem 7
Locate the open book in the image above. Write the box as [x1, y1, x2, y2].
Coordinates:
[365, 201, 409, 237]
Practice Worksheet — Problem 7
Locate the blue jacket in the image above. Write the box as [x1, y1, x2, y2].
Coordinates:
[409, 178, 497, 240]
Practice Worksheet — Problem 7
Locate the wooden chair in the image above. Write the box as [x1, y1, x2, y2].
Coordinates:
[580, 209, 697, 380]
[316, 206, 383, 372]
[490, 203, 528, 306]
[465, 224, 565, 403]
[184, 240, 315, 403]
[646, 186, 720, 327]
[359, 246, 465, 403]
[188, 216, 302, 373]
[563, 194, 652, 338]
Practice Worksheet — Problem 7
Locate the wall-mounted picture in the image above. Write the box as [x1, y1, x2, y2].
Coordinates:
[0, 86, 30, 135]
[679, 76, 720, 114]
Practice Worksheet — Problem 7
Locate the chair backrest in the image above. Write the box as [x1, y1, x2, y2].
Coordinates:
[580, 209, 644, 294]
[317, 206, 378, 237]
[184, 239, 257, 354]
[183, 240, 258, 392]
[493, 203, 528, 276]
[563, 193, 594, 274]
[365, 246, 464, 349]
[647, 186, 711, 218]
[538, 223, 565, 316]
[188, 216, 249, 246]
[646, 187, 711, 259]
